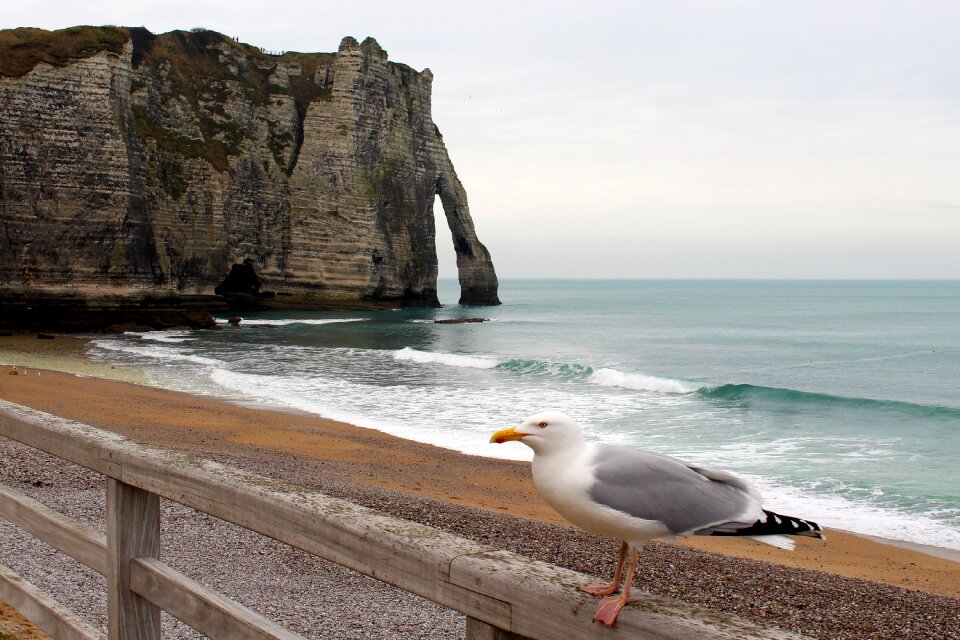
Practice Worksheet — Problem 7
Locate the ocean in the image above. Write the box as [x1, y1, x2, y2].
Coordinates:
[87, 279, 960, 550]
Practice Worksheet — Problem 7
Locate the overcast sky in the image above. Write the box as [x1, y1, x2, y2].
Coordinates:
[6, 1, 959, 279]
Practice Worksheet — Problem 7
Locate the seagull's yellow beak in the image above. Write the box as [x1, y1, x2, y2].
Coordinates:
[490, 426, 525, 444]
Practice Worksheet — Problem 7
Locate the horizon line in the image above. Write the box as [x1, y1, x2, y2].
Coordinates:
[436, 276, 960, 282]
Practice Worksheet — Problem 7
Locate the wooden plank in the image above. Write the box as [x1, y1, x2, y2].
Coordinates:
[0, 482, 107, 575]
[129, 557, 304, 640]
[108, 443, 515, 626]
[107, 479, 161, 640]
[450, 551, 809, 640]
[0, 562, 104, 640]
[0, 400, 124, 477]
[465, 617, 530, 640]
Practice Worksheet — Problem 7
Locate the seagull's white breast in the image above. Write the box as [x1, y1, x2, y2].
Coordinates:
[531, 443, 670, 545]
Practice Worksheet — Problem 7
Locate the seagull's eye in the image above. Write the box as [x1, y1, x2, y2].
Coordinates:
[538, 421, 548, 428]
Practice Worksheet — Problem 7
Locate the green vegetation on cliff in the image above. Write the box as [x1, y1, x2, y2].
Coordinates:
[129, 28, 334, 174]
[130, 29, 254, 172]
[0, 25, 129, 77]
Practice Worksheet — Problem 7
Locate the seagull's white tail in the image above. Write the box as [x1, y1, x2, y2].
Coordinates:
[749, 534, 795, 551]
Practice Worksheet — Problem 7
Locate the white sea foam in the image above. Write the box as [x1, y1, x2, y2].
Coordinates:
[124, 330, 195, 343]
[207, 367, 536, 461]
[392, 347, 499, 369]
[216, 318, 368, 326]
[210, 369, 391, 427]
[587, 368, 702, 394]
[407, 319, 500, 324]
[91, 339, 222, 366]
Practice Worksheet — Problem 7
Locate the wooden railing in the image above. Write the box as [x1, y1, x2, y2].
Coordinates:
[0, 400, 803, 639]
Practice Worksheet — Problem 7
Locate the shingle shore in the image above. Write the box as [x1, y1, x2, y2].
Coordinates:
[0, 436, 957, 640]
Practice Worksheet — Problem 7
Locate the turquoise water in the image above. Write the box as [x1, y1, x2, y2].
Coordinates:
[88, 280, 960, 549]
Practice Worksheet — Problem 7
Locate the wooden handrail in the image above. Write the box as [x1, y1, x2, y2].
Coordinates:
[0, 482, 106, 574]
[0, 563, 103, 640]
[0, 399, 805, 639]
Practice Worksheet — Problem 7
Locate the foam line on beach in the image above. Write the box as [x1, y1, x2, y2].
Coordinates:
[124, 330, 195, 343]
[214, 318, 369, 326]
[90, 339, 222, 366]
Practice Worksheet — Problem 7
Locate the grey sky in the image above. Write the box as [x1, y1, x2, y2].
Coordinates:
[6, 1, 959, 278]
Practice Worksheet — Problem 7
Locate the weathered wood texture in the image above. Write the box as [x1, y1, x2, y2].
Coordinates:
[0, 562, 104, 640]
[0, 481, 107, 574]
[0, 399, 807, 640]
[107, 479, 161, 640]
[451, 550, 792, 640]
[0, 478, 307, 640]
[129, 557, 304, 640]
[465, 617, 530, 640]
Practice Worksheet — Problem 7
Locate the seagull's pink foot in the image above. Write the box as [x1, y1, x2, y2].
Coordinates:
[580, 582, 620, 596]
[593, 595, 628, 626]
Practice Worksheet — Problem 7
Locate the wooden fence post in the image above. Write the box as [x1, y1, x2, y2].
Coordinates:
[465, 617, 529, 640]
[107, 478, 161, 640]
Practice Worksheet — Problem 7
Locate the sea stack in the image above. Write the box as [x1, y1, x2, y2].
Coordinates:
[0, 27, 499, 331]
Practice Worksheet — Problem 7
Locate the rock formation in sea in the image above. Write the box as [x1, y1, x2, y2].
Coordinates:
[0, 27, 499, 330]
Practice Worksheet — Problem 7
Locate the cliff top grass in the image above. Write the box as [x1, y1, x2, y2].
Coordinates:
[128, 28, 337, 173]
[0, 26, 129, 77]
[127, 29, 327, 172]
[130, 28, 334, 105]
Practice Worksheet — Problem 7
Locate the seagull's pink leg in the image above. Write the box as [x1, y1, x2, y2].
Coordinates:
[593, 546, 640, 626]
[580, 541, 629, 596]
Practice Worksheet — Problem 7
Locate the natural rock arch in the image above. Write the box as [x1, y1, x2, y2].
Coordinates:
[433, 174, 500, 305]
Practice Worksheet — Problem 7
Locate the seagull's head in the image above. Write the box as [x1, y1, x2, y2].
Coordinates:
[489, 411, 585, 455]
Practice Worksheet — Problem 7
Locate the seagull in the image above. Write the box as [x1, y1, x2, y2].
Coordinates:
[490, 411, 824, 626]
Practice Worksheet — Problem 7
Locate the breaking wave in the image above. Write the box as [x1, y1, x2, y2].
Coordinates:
[698, 384, 960, 419]
[392, 347, 499, 369]
[348, 345, 960, 420]
[495, 358, 594, 378]
[587, 368, 703, 394]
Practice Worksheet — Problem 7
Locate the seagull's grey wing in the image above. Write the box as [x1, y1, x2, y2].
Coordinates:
[588, 444, 761, 535]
